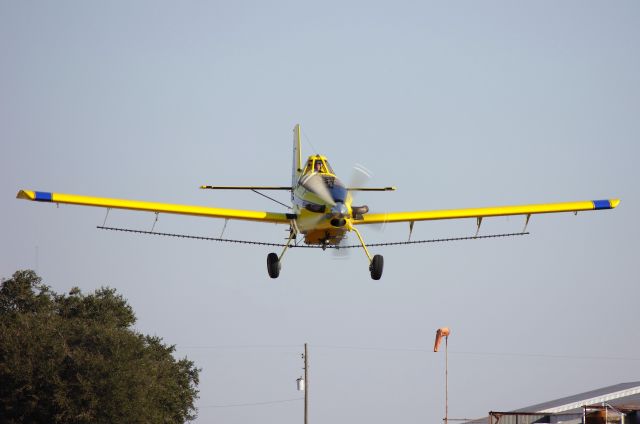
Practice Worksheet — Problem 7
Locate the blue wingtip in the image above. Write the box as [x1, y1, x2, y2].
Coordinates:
[592, 199, 612, 210]
[34, 191, 53, 202]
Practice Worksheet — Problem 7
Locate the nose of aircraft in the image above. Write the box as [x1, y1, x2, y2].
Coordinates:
[331, 202, 349, 218]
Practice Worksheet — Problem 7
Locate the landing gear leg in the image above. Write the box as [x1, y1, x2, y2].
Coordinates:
[267, 229, 296, 279]
[351, 226, 384, 280]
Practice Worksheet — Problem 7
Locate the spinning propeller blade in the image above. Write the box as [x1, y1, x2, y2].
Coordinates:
[349, 164, 373, 198]
[296, 210, 327, 229]
[333, 164, 374, 259]
[300, 172, 335, 206]
[348, 164, 387, 232]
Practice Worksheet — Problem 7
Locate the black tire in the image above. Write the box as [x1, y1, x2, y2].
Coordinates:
[267, 252, 281, 279]
[369, 254, 383, 280]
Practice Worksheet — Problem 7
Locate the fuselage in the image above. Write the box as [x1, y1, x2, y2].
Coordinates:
[291, 155, 354, 246]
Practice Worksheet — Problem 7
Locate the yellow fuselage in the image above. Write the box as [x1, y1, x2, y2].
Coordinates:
[292, 155, 354, 245]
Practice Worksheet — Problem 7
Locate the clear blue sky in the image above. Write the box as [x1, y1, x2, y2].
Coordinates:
[1, 1, 638, 423]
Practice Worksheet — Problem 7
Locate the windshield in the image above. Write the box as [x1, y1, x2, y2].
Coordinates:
[324, 160, 334, 174]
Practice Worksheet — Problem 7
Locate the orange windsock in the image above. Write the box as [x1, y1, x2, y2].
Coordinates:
[434, 327, 450, 352]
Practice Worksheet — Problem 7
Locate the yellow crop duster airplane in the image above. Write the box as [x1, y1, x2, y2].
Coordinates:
[18, 124, 619, 280]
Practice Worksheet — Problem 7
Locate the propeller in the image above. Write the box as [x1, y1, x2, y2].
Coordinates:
[300, 172, 335, 206]
[348, 164, 373, 201]
[295, 172, 334, 232]
[331, 232, 351, 259]
[349, 164, 389, 232]
[296, 209, 327, 230]
[332, 164, 374, 259]
[298, 165, 383, 256]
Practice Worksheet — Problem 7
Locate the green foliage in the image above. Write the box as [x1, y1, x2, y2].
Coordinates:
[0, 270, 200, 423]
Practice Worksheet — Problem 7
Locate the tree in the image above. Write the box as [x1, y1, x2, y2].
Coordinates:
[0, 270, 200, 423]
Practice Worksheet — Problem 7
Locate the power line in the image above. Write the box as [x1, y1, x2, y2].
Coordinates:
[178, 344, 300, 350]
[175, 344, 640, 362]
[306, 345, 640, 362]
[200, 398, 303, 409]
[451, 351, 640, 362]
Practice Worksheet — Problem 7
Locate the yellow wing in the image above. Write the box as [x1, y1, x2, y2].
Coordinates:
[17, 190, 292, 224]
[354, 199, 620, 225]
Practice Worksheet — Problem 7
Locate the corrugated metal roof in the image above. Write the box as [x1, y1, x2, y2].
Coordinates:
[517, 381, 640, 413]
[463, 381, 640, 424]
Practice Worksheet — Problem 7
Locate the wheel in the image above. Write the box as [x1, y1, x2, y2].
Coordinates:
[369, 254, 383, 280]
[267, 252, 281, 278]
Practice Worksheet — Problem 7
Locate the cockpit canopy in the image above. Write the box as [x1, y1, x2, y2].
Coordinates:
[303, 155, 334, 176]
[300, 155, 347, 204]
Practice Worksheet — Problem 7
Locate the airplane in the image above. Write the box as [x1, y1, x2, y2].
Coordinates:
[17, 124, 619, 280]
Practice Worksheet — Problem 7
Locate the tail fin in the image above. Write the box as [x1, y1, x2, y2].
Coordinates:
[292, 124, 303, 186]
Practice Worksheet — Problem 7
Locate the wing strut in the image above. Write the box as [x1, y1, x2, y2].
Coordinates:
[475, 217, 483, 237]
[220, 219, 229, 238]
[151, 212, 159, 232]
[103, 208, 111, 226]
[250, 189, 292, 209]
[523, 214, 531, 233]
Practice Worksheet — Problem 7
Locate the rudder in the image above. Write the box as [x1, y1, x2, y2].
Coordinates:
[292, 124, 303, 187]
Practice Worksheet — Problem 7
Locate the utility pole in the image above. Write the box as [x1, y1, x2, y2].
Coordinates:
[445, 335, 448, 424]
[296, 344, 309, 424]
[304, 342, 309, 424]
[434, 328, 451, 424]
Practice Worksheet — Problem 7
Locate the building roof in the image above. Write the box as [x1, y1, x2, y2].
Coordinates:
[517, 381, 640, 413]
[464, 381, 640, 424]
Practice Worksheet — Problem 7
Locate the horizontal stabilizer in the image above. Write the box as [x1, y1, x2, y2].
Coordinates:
[348, 187, 396, 192]
[200, 185, 292, 190]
